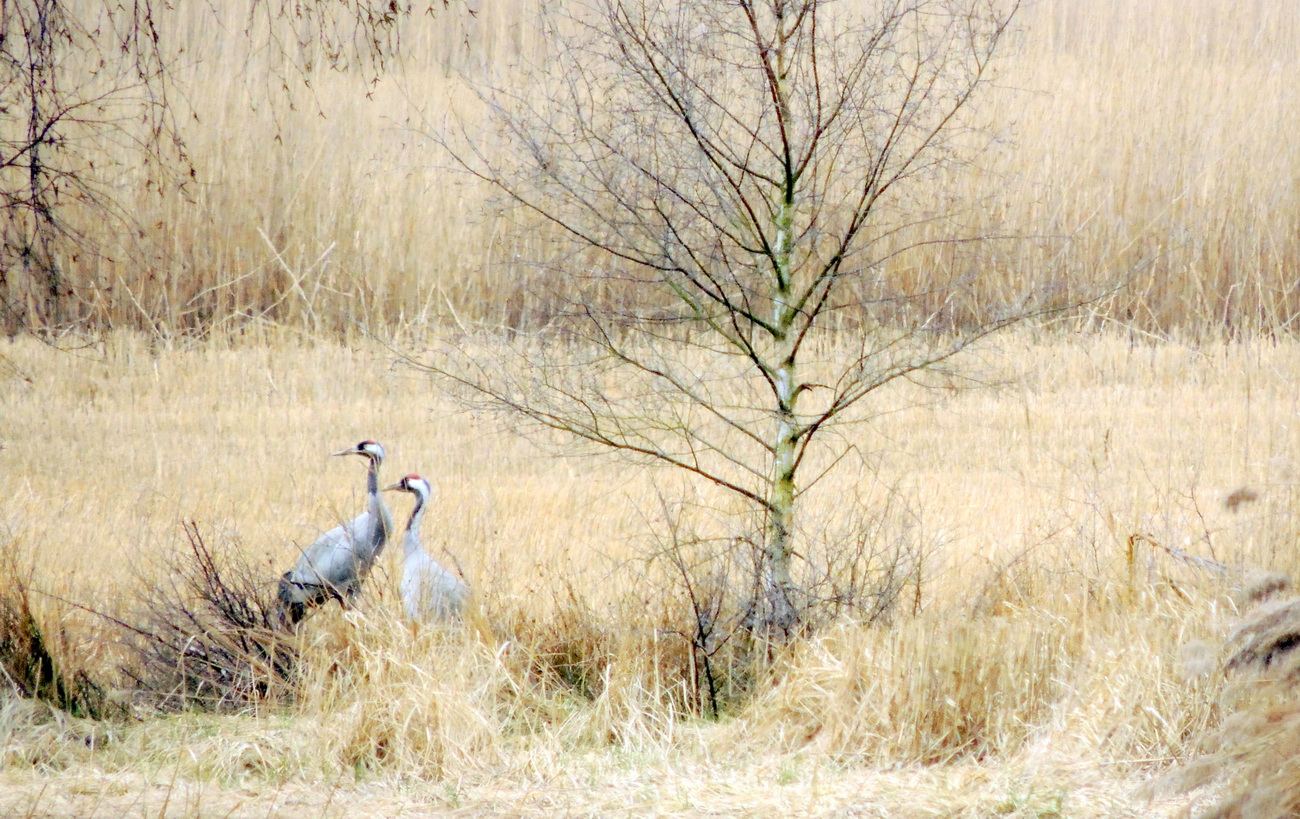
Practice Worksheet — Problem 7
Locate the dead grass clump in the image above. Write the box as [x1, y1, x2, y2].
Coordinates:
[1058, 598, 1224, 766]
[556, 638, 692, 749]
[488, 587, 717, 743]
[124, 522, 298, 712]
[513, 584, 614, 703]
[1224, 595, 1300, 677]
[1145, 587, 1300, 811]
[481, 567, 726, 722]
[1199, 697, 1300, 818]
[279, 591, 672, 779]
[1224, 486, 1259, 513]
[0, 695, 115, 771]
[0, 546, 107, 719]
[747, 613, 1072, 764]
[295, 620, 505, 778]
[1238, 569, 1292, 607]
[1149, 682, 1300, 817]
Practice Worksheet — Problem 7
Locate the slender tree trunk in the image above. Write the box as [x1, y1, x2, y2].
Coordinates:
[767, 388, 799, 632]
[23, 0, 63, 329]
[767, 208, 799, 631]
[764, 2, 799, 632]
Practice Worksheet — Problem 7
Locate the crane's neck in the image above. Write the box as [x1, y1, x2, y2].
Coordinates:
[366, 455, 379, 499]
[366, 455, 393, 541]
[405, 491, 426, 555]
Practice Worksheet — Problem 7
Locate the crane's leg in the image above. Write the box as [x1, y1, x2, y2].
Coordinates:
[339, 585, 359, 611]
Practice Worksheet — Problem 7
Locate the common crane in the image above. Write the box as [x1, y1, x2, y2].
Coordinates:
[277, 440, 393, 624]
[383, 473, 470, 622]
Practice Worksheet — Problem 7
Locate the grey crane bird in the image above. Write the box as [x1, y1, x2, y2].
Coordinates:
[384, 474, 470, 622]
[277, 440, 394, 625]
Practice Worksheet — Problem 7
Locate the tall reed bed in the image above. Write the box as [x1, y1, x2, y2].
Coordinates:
[8, 0, 1296, 337]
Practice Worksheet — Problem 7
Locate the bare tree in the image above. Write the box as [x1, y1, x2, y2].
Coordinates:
[0, 0, 452, 336]
[0, 0, 184, 333]
[421, 0, 1056, 633]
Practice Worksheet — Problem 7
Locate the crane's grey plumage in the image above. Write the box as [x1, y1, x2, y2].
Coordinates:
[277, 441, 394, 624]
[384, 474, 470, 622]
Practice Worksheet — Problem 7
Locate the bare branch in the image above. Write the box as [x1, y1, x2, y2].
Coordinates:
[422, 0, 1037, 632]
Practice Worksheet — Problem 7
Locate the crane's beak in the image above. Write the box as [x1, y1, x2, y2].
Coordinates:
[331, 447, 359, 457]
[381, 482, 403, 492]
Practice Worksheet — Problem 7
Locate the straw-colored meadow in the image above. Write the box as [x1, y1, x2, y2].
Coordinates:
[3, 328, 1299, 815]
[2, 0, 1300, 815]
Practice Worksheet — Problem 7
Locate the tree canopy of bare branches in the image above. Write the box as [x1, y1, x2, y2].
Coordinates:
[423, 0, 1056, 633]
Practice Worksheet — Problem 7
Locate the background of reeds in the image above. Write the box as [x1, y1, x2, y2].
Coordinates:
[5, 0, 1297, 338]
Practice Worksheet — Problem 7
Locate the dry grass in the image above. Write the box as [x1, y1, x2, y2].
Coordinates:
[8, 0, 1296, 336]
[5, 3, 1300, 812]
[0, 326, 1298, 813]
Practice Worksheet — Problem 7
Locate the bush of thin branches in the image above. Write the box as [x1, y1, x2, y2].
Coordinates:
[637, 491, 938, 719]
[0, 545, 107, 719]
[123, 522, 298, 712]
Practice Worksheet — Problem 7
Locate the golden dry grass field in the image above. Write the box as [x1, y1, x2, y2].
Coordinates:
[2, 0, 1300, 815]
[2, 328, 1300, 816]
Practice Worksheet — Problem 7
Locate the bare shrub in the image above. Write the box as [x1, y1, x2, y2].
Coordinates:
[795, 491, 935, 627]
[640, 488, 940, 718]
[0, 545, 106, 719]
[122, 522, 298, 711]
[645, 524, 766, 719]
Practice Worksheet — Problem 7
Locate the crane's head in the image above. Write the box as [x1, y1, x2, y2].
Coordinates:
[382, 474, 430, 500]
[333, 440, 385, 465]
